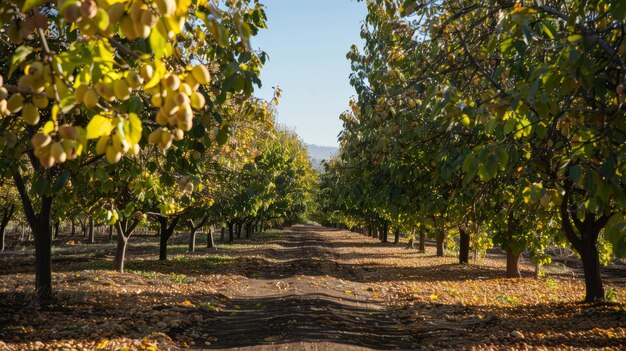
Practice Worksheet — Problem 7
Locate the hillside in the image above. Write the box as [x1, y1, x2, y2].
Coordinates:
[306, 144, 338, 171]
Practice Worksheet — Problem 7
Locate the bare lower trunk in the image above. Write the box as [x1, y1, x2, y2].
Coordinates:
[220, 226, 225, 242]
[207, 228, 215, 249]
[436, 231, 445, 257]
[115, 233, 128, 273]
[87, 217, 95, 244]
[506, 249, 521, 278]
[419, 232, 425, 252]
[581, 240, 604, 302]
[228, 222, 234, 242]
[393, 227, 400, 244]
[188, 228, 197, 252]
[459, 228, 470, 264]
[53, 220, 60, 240]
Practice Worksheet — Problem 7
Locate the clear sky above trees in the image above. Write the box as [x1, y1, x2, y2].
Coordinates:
[252, 0, 366, 147]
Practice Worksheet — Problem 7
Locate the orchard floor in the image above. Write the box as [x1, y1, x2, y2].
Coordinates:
[0, 225, 625, 351]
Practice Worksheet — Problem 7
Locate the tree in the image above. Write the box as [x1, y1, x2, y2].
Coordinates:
[0, 0, 268, 300]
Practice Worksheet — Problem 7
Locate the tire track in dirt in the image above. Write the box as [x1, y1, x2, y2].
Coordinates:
[185, 225, 418, 350]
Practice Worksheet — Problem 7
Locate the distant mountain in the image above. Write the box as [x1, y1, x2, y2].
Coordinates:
[306, 144, 339, 172]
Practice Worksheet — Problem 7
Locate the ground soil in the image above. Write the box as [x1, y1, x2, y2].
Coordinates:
[0, 225, 625, 350]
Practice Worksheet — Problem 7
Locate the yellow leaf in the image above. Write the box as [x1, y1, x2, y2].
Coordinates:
[86, 115, 113, 139]
[96, 340, 109, 349]
[430, 294, 438, 300]
[43, 121, 55, 135]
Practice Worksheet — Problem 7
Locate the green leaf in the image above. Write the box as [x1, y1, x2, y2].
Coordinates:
[86, 115, 112, 139]
[22, 0, 45, 12]
[612, 0, 626, 21]
[568, 165, 582, 182]
[52, 169, 71, 193]
[9, 46, 33, 78]
[495, 148, 509, 170]
[32, 176, 49, 196]
[216, 126, 230, 145]
[567, 34, 583, 43]
[127, 113, 143, 144]
[504, 118, 516, 135]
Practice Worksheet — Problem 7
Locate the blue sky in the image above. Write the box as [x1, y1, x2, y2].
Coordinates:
[251, 0, 367, 147]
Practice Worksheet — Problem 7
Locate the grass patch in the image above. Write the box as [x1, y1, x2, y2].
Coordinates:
[128, 270, 158, 279]
[220, 243, 257, 250]
[496, 293, 520, 305]
[255, 232, 283, 239]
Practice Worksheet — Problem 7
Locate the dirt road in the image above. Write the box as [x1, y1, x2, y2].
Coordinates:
[188, 225, 418, 350]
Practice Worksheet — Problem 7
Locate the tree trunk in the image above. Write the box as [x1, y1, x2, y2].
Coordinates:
[220, 225, 225, 242]
[87, 216, 95, 244]
[108, 225, 113, 242]
[506, 249, 521, 278]
[71, 220, 76, 236]
[188, 227, 197, 252]
[436, 231, 445, 257]
[53, 219, 60, 239]
[0, 206, 13, 252]
[246, 222, 253, 238]
[34, 197, 53, 301]
[459, 228, 470, 264]
[381, 222, 389, 243]
[580, 238, 604, 302]
[207, 227, 215, 249]
[419, 231, 425, 252]
[114, 230, 128, 273]
[407, 238, 414, 249]
[236, 222, 242, 239]
[560, 182, 607, 302]
[393, 227, 400, 244]
[0, 225, 5, 252]
[158, 216, 180, 261]
[228, 222, 234, 242]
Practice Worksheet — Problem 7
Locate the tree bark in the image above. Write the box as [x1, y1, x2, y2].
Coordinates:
[506, 249, 521, 278]
[228, 222, 234, 242]
[34, 197, 53, 301]
[188, 226, 197, 252]
[108, 225, 113, 242]
[187, 216, 208, 252]
[71, 220, 76, 236]
[53, 219, 60, 240]
[207, 227, 215, 249]
[580, 237, 604, 302]
[87, 216, 95, 244]
[381, 222, 389, 243]
[560, 181, 607, 302]
[220, 225, 225, 242]
[114, 219, 140, 273]
[158, 216, 181, 261]
[114, 229, 128, 273]
[419, 231, 425, 252]
[436, 231, 445, 257]
[236, 222, 242, 239]
[0, 205, 15, 251]
[459, 228, 470, 264]
[393, 227, 400, 244]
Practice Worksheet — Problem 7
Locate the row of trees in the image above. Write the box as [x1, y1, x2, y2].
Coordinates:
[315, 0, 626, 302]
[0, 0, 316, 302]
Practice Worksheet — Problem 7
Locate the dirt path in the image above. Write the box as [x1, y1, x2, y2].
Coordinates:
[190, 225, 418, 350]
[2, 224, 624, 350]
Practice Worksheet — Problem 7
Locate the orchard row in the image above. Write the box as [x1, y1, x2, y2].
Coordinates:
[314, 0, 626, 303]
[0, 0, 316, 301]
